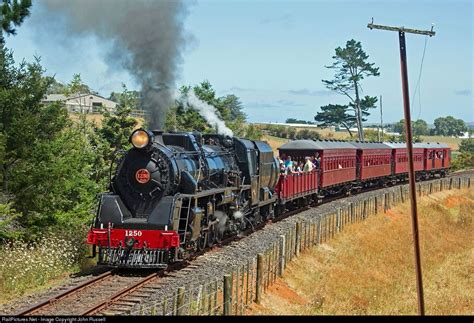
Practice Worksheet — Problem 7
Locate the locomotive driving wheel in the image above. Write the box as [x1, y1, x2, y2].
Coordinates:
[197, 233, 207, 251]
[207, 227, 216, 248]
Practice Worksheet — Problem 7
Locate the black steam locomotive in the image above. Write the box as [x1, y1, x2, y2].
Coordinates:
[87, 129, 279, 268]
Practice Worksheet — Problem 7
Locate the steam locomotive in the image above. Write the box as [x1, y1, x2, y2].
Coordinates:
[87, 129, 280, 268]
[86, 129, 451, 268]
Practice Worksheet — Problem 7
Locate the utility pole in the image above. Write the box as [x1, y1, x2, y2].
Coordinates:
[379, 95, 383, 141]
[368, 19, 435, 316]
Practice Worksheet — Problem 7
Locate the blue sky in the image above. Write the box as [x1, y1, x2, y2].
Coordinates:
[5, 0, 473, 124]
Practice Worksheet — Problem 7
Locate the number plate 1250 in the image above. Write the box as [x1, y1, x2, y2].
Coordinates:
[125, 230, 143, 237]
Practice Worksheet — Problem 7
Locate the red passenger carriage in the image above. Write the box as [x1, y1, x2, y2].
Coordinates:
[414, 142, 450, 177]
[349, 142, 392, 183]
[414, 142, 451, 172]
[278, 140, 357, 196]
[383, 142, 424, 177]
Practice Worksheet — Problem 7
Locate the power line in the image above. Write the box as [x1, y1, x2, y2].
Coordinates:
[411, 34, 429, 119]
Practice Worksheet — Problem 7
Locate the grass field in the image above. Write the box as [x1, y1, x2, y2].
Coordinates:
[247, 188, 473, 315]
[69, 113, 145, 127]
[262, 135, 290, 154]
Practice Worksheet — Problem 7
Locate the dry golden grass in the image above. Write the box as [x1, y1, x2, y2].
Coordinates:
[291, 127, 350, 140]
[247, 189, 474, 315]
[68, 113, 145, 127]
[262, 135, 290, 154]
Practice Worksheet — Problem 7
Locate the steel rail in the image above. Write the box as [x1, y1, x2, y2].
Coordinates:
[16, 270, 114, 316]
[81, 272, 159, 316]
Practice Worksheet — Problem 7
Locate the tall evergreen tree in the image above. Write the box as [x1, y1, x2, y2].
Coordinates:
[322, 39, 380, 141]
[0, 0, 32, 44]
[314, 104, 356, 137]
[100, 84, 138, 158]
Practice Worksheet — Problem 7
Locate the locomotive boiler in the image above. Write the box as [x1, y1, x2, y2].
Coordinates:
[87, 129, 279, 268]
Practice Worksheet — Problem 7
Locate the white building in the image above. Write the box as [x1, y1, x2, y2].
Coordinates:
[42, 93, 118, 114]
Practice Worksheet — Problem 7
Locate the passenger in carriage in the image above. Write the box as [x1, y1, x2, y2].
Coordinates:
[279, 162, 286, 174]
[303, 156, 313, 172]
[294, 162, 304, 173]
[277, 156, 285, 173]
[312, 153, 320, 169]
[284, 155, 293, 170]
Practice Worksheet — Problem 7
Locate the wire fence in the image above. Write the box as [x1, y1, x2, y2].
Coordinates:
[131, 175, 472, 316]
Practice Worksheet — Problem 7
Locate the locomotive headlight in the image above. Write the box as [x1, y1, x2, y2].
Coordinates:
[130, 129, 152, 149]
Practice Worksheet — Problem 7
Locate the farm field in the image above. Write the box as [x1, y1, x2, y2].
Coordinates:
[262, 135, 289, 154]
[247, 188, 473, 315]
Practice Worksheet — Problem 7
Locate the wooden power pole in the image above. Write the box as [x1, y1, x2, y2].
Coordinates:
[368, 19, 435, 316]
[379, 95, 383, 141]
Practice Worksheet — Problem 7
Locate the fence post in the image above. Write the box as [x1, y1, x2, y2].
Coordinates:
[256, 253, 264, 304]
[245, 262, 250, 307]
[233, 270, 238, 315]
[307, 222, 311, 248]
[163, 297, 168, 316]
[363, 200, 367, 220]
[468, 177, 471, 189]
[177, 287, 185, 316]
[196, 285, 203, 315]
[223, 275, 232, 316]
[279, 235, 286, 276]
[214, 279, 218, 316]
[240, 266, 245, 315]
[302, 222, 306, 250]
[449, 178, 453, 189]
[317, 216, 322, 244]
[349, 202, 354, 221]
[265, 251, 270, 290]
[295, 222, 302, 256]
[207, 284, 213, 315]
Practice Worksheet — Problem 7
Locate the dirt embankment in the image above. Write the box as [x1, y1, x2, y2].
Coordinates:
[247, 189, 474, 315]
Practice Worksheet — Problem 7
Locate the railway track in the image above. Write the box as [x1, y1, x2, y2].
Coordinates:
[13, 171, 472, 316]
[15, 270, 158, 316]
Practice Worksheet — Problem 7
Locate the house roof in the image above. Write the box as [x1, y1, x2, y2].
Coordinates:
[43, 94, 67, 101]
[43, 93, 117, 103]
[278, 139, 356, 150]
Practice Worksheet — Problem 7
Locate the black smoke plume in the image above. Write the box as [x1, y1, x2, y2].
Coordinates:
[39, 0, 191, 128]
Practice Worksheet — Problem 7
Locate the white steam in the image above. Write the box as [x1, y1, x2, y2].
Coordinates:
[180, 90, 234, 137]
[214, 211, 228, 235]
[232, 211, 244, 220]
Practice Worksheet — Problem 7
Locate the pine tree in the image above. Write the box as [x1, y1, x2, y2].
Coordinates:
[0, 0, 32, 44]
[322, 39, 380, 141]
